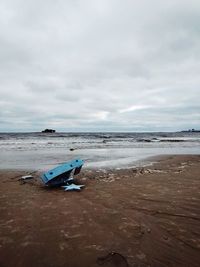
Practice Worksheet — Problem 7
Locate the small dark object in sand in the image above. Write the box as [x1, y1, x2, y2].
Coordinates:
[132, 169, 137, 174]
[70, 148, 75, 151]
[97, 251, 129, 267]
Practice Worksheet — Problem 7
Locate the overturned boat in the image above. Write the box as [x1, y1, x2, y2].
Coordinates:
[41, 159, 84, 187]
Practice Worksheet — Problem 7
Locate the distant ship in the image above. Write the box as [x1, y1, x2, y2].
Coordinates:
[41, 129, 56, 133]
[181, 129, 200, 133]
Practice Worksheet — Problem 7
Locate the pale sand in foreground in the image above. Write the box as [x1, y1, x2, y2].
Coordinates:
[0, 155, 200, 267]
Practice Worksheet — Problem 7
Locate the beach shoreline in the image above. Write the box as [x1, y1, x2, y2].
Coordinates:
[0, 131, 200, 171]
[0, 155, 200, 267]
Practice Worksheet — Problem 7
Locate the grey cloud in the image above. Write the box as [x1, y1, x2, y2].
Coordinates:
[0, 0, 199, 131]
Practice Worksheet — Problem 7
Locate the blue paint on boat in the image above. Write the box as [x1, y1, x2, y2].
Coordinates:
[41, 159, 84, 187]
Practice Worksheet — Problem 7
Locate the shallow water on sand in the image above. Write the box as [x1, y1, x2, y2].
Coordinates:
[0, 132, 200, 170]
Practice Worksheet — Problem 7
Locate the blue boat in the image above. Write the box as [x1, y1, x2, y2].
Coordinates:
[41, 159, 84, 187]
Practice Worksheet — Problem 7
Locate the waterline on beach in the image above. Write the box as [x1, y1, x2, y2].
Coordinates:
[0, 132, 200, 170]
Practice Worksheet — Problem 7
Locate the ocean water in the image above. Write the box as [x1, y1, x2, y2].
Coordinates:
[0, 132, 200, 170]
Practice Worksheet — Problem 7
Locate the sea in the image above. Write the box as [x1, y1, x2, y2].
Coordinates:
[0, 132, 200, 170]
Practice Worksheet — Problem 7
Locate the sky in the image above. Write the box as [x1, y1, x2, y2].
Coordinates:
[0, 0, 199, 132]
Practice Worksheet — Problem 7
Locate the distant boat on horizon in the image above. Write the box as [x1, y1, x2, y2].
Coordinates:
[181, 129, 200, 133]
[41, 129, 56, 133]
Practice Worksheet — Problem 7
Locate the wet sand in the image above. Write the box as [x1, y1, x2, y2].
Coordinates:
[0, 155, 200, 267]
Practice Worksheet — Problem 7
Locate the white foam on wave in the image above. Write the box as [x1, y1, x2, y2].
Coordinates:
[0, 132, 199, 170]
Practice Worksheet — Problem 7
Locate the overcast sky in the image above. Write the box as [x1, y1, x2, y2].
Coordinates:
[0, 0, 199, 132]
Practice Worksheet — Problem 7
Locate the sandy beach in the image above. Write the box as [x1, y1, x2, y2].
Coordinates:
[0, 155, 200, 267]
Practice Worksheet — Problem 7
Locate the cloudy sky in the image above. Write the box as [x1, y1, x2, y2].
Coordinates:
[0, 0, 199, 132]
